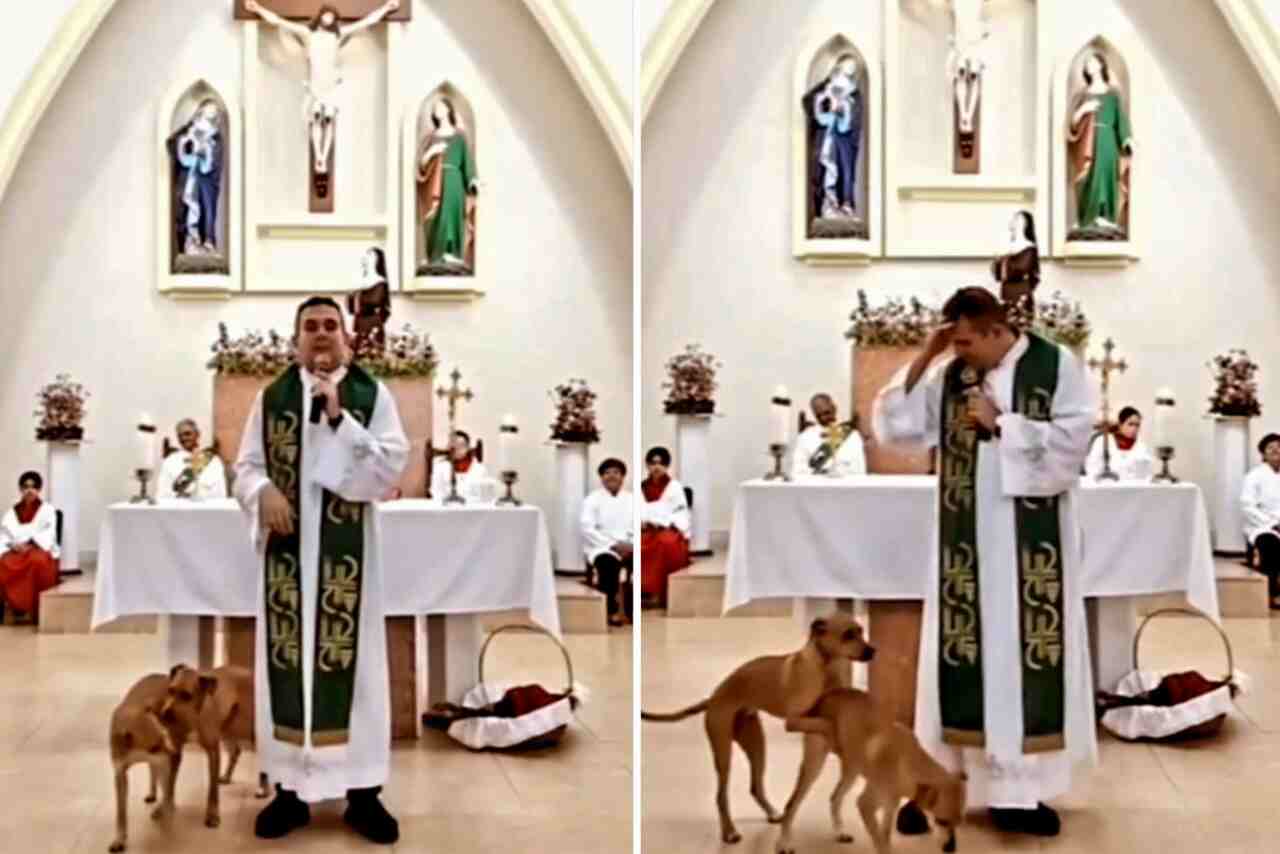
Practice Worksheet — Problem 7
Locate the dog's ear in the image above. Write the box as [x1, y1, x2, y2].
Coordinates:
[169, 663, 184, 681]
[810, 618, 829, 637]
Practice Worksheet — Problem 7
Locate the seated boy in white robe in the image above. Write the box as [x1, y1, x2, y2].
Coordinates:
[581, 457, 634, 626]
[1242, 432, 1280, 609]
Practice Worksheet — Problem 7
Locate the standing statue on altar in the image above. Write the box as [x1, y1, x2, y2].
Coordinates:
[640, 446, 690, 607]
[991, 210, 1040, 312]
[1068, 51, 1134, 238]
[243, 0, 400, 176]
[347, 246, 391, 352]
[1085, 406, 1153, 481]
[233, 296, 408, 843]
[167, 98, 224, 260]
[872, 287, 1096, 837]
[416, 96, 478, 274]
[803, 53, 862, 224]
[790, 393, 865, 480]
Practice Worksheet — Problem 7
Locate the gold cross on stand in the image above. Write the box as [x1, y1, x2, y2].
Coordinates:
[1087, 338, 1128, 481]
[434, 367, 473, 504]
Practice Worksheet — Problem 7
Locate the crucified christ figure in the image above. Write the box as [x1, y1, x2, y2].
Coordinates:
[946, 0, 988, 151]
[245, 0, 399, 175]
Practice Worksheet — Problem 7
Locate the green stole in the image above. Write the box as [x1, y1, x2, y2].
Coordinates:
[262, 363, 378, 747]
[937, 332, 1066, 754]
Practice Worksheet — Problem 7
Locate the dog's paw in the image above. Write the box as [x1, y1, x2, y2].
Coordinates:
[108, 841, 125, 853]
[837, 833, 855, 844]
[142, 795, 156, 804]
[218, 775, 232, 785]
[723, 830, 742, 844]
[205, 814, 221, 829]
[150, 805, 171, 822]
[766, 811, 783, 824]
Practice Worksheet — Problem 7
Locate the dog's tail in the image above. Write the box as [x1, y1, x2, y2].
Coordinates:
[640, 699, 710, 722]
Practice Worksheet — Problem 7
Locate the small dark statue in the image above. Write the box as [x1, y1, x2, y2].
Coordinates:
[347, 246, 391, 352]
[991, 209, 1041, 314]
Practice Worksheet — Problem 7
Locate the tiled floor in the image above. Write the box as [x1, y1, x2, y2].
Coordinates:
[641, 612, 1279, 854]
[0, 622, 633, 853]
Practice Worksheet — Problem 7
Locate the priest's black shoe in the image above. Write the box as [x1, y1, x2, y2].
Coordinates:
[254, 786, 311, 839]
[345, 786, 400, 845]
[896, 800, 930, 835]
[989, 802, 1061, 836]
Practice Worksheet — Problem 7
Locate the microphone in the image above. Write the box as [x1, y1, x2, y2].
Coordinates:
[310, 354, 335, 424]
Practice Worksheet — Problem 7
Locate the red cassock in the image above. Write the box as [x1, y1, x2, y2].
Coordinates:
[0, 501, 60, 618]
[640, 476, 690, 600]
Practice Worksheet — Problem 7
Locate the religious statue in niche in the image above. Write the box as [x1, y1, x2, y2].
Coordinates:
[415, 95, 478, 276]
[802, 51, 866, 239]
[947, 0, 988, 173]
[242, 0, 400, 212]
[991, 210, 1040, 311]
[347, 246, 391, 352]
[1067, 50, 1134, 240]
[167, 96, 227, 274]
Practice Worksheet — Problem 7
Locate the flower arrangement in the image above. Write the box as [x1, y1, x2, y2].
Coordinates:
[549, 379, 601, 443]
[663, 344, 721, 415]
[1207, 349, 1261, 417]
[35, 374, 89, 441]
[845, 290, 1092, 351]
[207, 322, 438, 378]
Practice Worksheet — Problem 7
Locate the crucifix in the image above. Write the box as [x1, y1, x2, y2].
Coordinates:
[434, 367, 473, 505]
[1087, 337, 1128, 482]
[947, 0, 988, 173]
[236, 0, 409, 212]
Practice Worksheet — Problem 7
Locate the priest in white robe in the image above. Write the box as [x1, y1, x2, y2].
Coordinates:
[581, 457, 634, 626]
[234, 296, 408, 845]
[790, 393, 867, 480]
[873, 287, 1096, 837]
[1084, 405, 1153, 481]
[430, 429, 491, 502]
[157, 418, 228, 499]
[1241, 432, 1280, 610]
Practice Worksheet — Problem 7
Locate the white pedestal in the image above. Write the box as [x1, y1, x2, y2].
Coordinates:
[425, 613, 482, 706]
[552, 442, 590, 571]
[45, 441, 81, 572]
[675, 415, 713, 555]
[1086, 596, 1138, 693]
[1211, 416, 1252, 554]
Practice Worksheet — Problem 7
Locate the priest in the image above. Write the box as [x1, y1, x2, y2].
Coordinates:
[430, 429, 490, 500]
[790, 392, 866, 479]
[157, 418, 228, 499]
[873, 287, 1096, 837]
[581, 457, 634, 626]
[234, 296, 409, 844]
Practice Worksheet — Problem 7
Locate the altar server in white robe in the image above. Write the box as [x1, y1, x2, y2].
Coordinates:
[157, 419, 227, 499]
[1085, 405, 1154, 481]
[430, 429, 490, 501]
[234, 296, 408, 845]
[581, 457, 634, 626]
[640, 445, 691, 604]
[873, 287, 1096, 837]
[790, 393, 867, 480]
[1241, 432, 1280, 609]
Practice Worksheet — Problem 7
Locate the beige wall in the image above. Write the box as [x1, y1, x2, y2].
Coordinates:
[0, 0, 632, 557]
[643, 0, 1280, 535]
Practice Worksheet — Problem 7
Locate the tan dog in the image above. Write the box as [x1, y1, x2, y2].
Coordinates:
[641, 615, 876, 844]
[109, 664, 266, 853]
[777, 689, 967, 854]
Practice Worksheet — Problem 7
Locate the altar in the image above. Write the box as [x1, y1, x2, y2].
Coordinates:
[724, 476, 1219, 725]
[92, 498, 559, 739]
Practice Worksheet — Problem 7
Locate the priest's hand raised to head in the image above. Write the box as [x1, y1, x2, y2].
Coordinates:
[260, 484, 296, 536]
[906, 323, 956, 393]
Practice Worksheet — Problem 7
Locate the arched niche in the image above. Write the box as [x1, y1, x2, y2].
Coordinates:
[401, 81, 484, 300]
[792, 33, 881, 264]
[156, 78, 241, 297]
[1051, 33, 1146, 265]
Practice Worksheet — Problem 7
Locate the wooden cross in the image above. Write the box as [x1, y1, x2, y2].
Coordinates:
[1087, 338, 1128, 481]
[435, 367, 473, 437]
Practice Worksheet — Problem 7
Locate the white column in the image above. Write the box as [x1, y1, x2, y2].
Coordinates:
[675, 414, 713, 554]
[1086, 596, 1138, 694]
[552, 442, 589, 571]
[1211, 416, 1251, 553]
[425, 613, 483, 706]
[45, 441, 81, 572]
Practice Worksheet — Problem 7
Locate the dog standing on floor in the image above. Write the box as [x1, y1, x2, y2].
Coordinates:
[777, 688, 967, 854]
[641, 615, 876, 844]
[109, 664, 265, 852]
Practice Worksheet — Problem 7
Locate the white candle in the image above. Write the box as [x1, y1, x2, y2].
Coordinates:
[771, 386, 791, 446]
[136, 414, 157, 472]
[1153, 388, 1175, 450]
[499, 414, 517, 474]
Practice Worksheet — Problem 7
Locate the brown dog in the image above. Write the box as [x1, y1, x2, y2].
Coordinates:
[641, 615, 875, 844]
[777, 689, 967, 854]
[109, 664, 265, 853]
